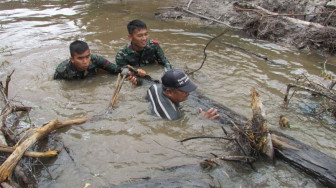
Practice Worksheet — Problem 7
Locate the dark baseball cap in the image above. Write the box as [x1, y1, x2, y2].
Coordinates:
[161, 70, 197, 92]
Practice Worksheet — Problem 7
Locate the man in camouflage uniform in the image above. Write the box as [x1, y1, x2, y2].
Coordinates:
[115, 19, 172, 85]
[54, 40, 121, 80]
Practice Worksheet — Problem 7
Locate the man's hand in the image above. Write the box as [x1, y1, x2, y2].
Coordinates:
[127, 71, 137, 85]
[199, 108, 220, 120]
[137, 69, 146, 77]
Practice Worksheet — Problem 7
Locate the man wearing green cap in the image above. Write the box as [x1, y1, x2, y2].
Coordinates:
[147, 69, 219, 120]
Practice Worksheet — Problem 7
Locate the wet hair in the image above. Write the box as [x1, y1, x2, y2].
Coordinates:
[127, 20, 147, 35]
[69, 40, 89, 57]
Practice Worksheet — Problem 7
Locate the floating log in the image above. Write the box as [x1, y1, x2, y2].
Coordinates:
[187, 90, 336, 187]
[271, 130, 336, 187]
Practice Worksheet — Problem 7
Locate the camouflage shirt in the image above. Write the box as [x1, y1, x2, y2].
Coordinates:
[115, 40, 172, 70]
[54, 54, 121, 80]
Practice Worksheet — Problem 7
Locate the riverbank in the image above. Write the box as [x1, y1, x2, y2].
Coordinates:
[157, 0, 336, 55]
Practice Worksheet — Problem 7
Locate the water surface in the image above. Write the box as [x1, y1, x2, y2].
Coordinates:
[0, 0, 335, 187]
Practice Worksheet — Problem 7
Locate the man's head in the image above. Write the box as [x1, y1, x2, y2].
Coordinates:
[127, 20, 148, 51]
[69, 40, 91, 71]
[162, 70, 197, 103]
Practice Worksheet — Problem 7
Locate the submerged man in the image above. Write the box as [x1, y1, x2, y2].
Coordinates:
[116, 19, 172, 85]
[54, 40, 120, 80]
[147, 69, 219, 120]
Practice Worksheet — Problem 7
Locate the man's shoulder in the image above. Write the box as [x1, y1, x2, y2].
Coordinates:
[146, 40, 163, 53]
[148, 83, 162, 91]
[54, 59, 73, 79]
[148, 84, 162, 99]
[55, 59, 71, 72]
[148, 39, 161, 47]
[89, 54, 102, 61]
[116, 44, 131, 54]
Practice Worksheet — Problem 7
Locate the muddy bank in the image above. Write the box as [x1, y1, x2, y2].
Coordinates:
[157, 0, 336, 55]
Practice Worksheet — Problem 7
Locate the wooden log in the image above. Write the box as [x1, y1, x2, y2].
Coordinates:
[188, 92, 248, 127]
[0, 117, 90, 182]
[271, 130, 336, 187]
[187, 90, 336, 187]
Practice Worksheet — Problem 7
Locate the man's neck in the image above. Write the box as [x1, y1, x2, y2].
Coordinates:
[163, 90, 179, 105]
[131, 42, 144, 52]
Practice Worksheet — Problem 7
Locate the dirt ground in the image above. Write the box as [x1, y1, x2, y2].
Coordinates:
[156, 0, 336, 55]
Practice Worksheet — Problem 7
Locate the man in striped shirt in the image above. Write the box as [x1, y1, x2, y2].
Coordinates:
[147, 69, 219, 120]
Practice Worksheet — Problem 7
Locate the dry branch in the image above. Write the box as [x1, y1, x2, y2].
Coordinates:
[284, 83, 336, 103]
[234, 3, 336, 31]
[219, 41, 280, 65]
[0, 145, 58, 158]
[207, 155, 256, 163]
[0, 117, 90, 182]
[111, 74, 127, 108]
[4, 70, 14, 98]
[187, 30, 227, 75]
[180, 135, 234, 142]
[110, 73, 121, 107]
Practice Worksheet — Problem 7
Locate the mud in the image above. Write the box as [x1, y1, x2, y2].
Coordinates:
[157, 0, 336, 55]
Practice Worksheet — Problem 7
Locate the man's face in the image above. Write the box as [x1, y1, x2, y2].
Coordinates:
[166, 88, 190, 103]
[70, 49, 91, 71]
[128, 28, 148, 51]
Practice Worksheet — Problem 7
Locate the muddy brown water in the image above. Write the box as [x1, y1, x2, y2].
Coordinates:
[0, 0, 335, 187]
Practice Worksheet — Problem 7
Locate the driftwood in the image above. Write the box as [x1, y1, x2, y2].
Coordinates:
[284, 83, 336, 103]
[219, 41, 280, 65]
[180, 136, 233, 142]
[111, 73, 121, 105]
[249, 88, 274, 159]
[186, 0, 193, 10]
[0, 71, 37, 186]
[180, 7, 230, 26]
[0, 145, 58, 158]
[110, 72, 128, 108]
[182, 88, 272, 171]
[0, 106, 31, 134]
[187, 90, 336, 187]
[234, 2, 336, 32]
[283, 71, 336, 118]
[271, 130, 336, 187]
[0, 117, 90, 182]
[204, 155, 256, 164]
[0, 70, 115, 185]
[157, 6, 241, 29]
